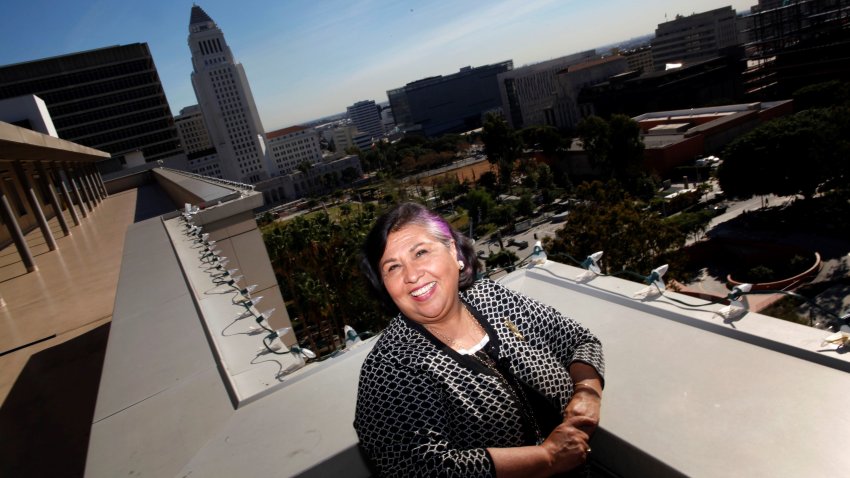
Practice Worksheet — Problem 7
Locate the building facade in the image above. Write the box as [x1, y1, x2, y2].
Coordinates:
[651, 6, 741, 71]
[266, 125, 323, 175]
[188, 5, 271, 184]
[498, 50, 599, 129]
[578, 54, 745, 119]
[742, 0, 850, 99]
[255, 154, 362, 204]
[174, 104, 222, 178]
[553, 56, 629, 129]
[387, 61, 512, 137]
[332, 124, 372, 152]
[621, 45, 654, 73]
[346, 100, 384, 139]
[0, 43, 182, 170]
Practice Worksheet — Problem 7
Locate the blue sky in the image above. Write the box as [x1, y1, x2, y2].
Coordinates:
[1, 0, 753, 130]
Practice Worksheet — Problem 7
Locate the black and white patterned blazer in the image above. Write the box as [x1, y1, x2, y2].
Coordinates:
[354, 279, 605, 477]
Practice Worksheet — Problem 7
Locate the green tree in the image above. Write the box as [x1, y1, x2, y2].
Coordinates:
[793, 80, 850, 111]
[537, 163, 555, 190]
[516, 193, 535, 217]
[262, 207, 388, 356]
[520, 125, 564, 157]
[608, 114, 646, 181]
[717, 107, 850, 200]
[482, 113, 522, 190]
[490, 203, 516, 226]
[577, 116, 611, 174]
[545, 181, 683, 277]
[577, 115, 650, 198]
[463, 188, 496, 228]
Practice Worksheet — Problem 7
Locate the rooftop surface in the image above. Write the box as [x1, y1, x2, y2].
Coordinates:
[2, 168, 849, 477]
[0, 186, 158, 477]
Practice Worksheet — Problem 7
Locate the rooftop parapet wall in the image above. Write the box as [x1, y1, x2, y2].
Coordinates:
[150, 168, 298, 405]
[502, 261, 850, 478]
[163, 215, 300, 406]
[87, 254, 850, 476]
[152, 167, 243, 210]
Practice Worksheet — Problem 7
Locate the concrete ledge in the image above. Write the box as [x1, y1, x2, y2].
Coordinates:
[163, 216, 303, 406]
[501, 261, 850, 477]
[152, 168, 241, 208]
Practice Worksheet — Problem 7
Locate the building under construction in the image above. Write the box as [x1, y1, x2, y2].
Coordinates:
[742, 0, 850, 98]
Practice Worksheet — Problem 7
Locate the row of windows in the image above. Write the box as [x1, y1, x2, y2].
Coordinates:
[274, 143, 315, 154]
[209, 69, 234, 81]
[0, 59, 152, 100]
[199, 38, 224, 56]
[203, 57, 227, 66]
[119, 137, 182, 162]
[82, 123, 176, 152]
[40, 72, 160, 105]
[54, 96, 168, 129]
[49, 85, 161, 117]
[270, 137, 315, 148]
[61, 107, 172, 141]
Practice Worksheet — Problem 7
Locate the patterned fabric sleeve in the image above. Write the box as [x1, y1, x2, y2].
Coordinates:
[492, 281, 605, 384]
[354, 348, 496, 478]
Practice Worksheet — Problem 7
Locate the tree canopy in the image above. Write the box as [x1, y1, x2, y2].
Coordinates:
[717, 107, 850, 199]
[577, 114, 652, 198]
[482, 113, 522, 189]
[263, 206, 389, 355]
[544, 181, 684, 277]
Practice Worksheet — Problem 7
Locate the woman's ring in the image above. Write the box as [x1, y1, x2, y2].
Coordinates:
[587, 447, 592, 454]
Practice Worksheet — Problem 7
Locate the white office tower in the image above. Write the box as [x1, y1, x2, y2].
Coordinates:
[174, 105, 222, 178]
[266, 126, 323, 175]
[346, 100, 384, 140]
[188, 5, 273, 183]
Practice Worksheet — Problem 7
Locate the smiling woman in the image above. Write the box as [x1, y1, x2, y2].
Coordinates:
[356, 202, 605, 477]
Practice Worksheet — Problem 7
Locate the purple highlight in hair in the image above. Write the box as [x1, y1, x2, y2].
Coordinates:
[390, 206, 454, 247]
[423, 209, 452, 241]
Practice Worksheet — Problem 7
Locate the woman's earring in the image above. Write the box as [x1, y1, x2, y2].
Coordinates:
[458, 260, 465, 271]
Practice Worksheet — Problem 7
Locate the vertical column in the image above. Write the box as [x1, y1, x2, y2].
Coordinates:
[63, 163, 88, 219]
[82, 168, 101, 205]
[0, 185, 36, 272]
[89, 164, 108, 199]
[70, 163, 94, 213]
[36, 161, 70, 237]
[54, 166, 81, 226]
[12, 160, 57, 252]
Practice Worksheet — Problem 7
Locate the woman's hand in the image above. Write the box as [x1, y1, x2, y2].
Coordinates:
[565, 388, 601, 435]
[566, 362, 603, 436]
[539, 416, 594, 474]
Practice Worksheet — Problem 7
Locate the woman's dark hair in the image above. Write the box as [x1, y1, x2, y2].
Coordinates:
[360, 202, 481, 313]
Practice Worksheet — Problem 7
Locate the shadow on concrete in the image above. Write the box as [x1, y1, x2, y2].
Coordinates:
[134, 181, 178, 223]
[0, 323, 110, 478]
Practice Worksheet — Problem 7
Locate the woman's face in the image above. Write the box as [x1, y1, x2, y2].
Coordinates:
[379, 223, 460, 325]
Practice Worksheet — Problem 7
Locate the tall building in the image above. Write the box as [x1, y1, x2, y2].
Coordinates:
[265, 125, 323, 175]
[346, 100, 384, 139]
[496, 50, 599, 130]
[553, 55, 629, 129]
[188, 5, 271, 183]
[174, 105, 221, 178]
[742, 0, 850, 99]
[387, 61, 512, 137]
[0, 43, 182, 170]
[620, 45, 654, 73]
[578, 54, 745, 118]
[651, 7, 741, 71]
[332, 124, 372, 152]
